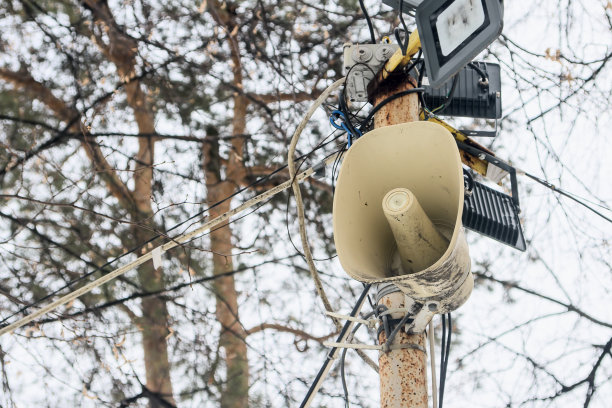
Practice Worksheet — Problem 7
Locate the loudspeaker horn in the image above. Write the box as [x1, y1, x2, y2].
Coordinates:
[333, 121, 472, 313]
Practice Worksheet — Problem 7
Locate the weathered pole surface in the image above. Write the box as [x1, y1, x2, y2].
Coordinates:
[373, 73, 428, 408]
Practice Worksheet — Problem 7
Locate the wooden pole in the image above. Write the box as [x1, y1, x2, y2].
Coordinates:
[372, 73, 428, 408]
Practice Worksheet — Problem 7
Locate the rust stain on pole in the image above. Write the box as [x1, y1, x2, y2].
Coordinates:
[372, 74, 419, 129]
[373, 72, 428, 408]
[378, 293, 428, 408]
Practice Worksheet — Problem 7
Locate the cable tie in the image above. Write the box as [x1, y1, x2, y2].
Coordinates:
[323, 342, 381, 350]
[377, 307, 409, 317]
[322, 342, 425, 353]
[151, 246, 164, 270]
[325, 311, 370, 326]
[389, 343, 426, 353]
[366, 318, 378, 330]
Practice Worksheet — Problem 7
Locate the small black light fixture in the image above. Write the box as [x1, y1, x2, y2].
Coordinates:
[416, 0, 504, 88]
[458, 141, 526, 251]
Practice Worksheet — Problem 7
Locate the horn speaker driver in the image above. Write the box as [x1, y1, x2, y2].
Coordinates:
[332, 121, 473, 312]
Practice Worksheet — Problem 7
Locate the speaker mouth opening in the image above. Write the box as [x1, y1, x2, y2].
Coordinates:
[383, 216, 460, 276]
[332, 121, 466, 286]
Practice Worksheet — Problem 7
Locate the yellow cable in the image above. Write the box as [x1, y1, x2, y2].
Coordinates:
[381, 29, 421, 81]
[420, 113, 490, 177]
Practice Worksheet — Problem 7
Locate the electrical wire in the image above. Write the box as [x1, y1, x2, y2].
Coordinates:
[358, 0, 376, 44]
[338, 87, 361, 140]
[340, 335, 354, 408]
[284, 130, 345, 262]
[340, 308, 376, 408]
[521, 171, 612, 224]
[468, 62, 488, 82]
[300, 284, 372, 408]
[417, 58, 429, 117]
[288, 77, 347, 330]
[439, 313, 452, 408]
[395, 1, 411, 55]
[284, 81, 371, 261]
[358, 87, 425, 131]
[404, 50, 423, 79]
[431, 74, 458, 115]
[0, 133, 342, 327]
[0, 144, 346, 336]
[428, 320, 438, 408]
[331, 143, 347, 193]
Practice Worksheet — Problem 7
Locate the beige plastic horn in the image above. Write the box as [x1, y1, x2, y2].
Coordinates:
[333, 121, 472, 312]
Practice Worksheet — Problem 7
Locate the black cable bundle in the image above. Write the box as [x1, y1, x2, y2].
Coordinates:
[358, 0, 376, 44]
[299, 284, 372, 408]
[439, 313, 452, 408]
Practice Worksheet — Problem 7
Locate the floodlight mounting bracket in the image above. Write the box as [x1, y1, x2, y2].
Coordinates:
[456, 141, 519, 209]
[459, 119, 498, 137]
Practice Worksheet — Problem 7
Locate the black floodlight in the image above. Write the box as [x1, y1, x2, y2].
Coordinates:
[463, 178, 526, 251]
[458, 142, 526, 251]
[420, 60, 502, 119]
[416, 0, 504, 88]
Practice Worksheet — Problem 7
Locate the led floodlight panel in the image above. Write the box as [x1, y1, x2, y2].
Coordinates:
[416, 0, 503, 88]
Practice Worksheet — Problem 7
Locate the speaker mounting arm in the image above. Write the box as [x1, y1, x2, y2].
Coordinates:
[421, 114, 493, 177]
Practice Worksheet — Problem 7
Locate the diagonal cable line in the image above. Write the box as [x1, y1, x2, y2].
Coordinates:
[0, 134, 344, 328]
[0, 150, 342, 337]
[520, 171, 612, 224]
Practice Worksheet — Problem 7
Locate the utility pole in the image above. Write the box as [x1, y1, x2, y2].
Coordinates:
[332, 4, 512, 405]
[372, 74, 428, 408]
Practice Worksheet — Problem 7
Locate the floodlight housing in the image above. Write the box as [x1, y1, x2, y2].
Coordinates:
[463, 178, 526, 251]
[417, 60, 502, 119]
[416, 0, 504, 88]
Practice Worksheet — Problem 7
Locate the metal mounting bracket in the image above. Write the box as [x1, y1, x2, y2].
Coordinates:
[343, 42, 400, 103]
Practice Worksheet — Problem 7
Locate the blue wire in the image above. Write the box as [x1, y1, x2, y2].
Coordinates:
[330, 110, 361, 148]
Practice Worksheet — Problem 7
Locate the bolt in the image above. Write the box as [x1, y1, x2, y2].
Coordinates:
[478, 153, 486, 160]
[428, 303, 438, 312]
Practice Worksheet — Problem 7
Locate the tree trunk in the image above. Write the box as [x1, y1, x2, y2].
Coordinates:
[202, 3, 250, 405]
[134, 225, 176, 408]
[0, 63, 176, 407]
[203, 138, 249, 408]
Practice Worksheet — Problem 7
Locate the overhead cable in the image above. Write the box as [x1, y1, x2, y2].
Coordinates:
[429, 320, 438, 408]
[288, 77, 346, 331]
[1, 130, 345, 327]
[299, 284, 372, 408]
[0, 152, 341, 337]
[520, 171, 612, 224]
[358, 0, 376, 44]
